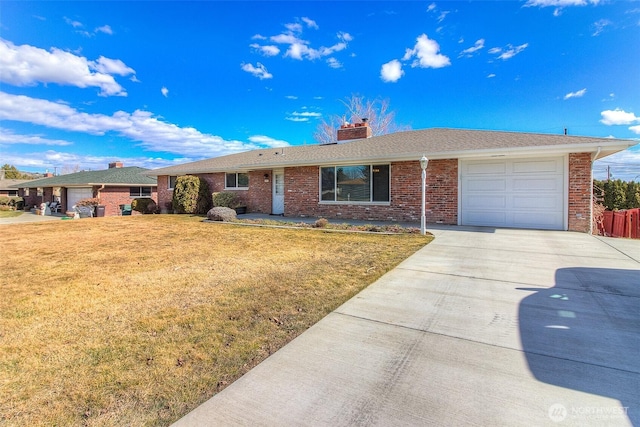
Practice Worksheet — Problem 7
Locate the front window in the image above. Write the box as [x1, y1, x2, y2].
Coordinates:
[130, 186, 152, 197]
[320, 164, 390, 203]
[7, 190, 18, 197]
[168, 176, 177, 189]
[225, 172, 249, 189]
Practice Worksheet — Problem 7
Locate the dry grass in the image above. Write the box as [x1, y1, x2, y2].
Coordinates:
[0, 215, 431, 426]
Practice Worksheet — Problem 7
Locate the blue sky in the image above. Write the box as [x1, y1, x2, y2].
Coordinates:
[1, 1, 639, 180]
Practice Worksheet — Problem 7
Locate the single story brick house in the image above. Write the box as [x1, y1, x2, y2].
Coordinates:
[147, 125, 634, 232]
[0, 179, 28, 198]
[12, 162, 157, 217]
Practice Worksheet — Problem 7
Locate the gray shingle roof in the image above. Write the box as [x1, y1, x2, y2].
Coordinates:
[146, 128, 634, 176]
[0, 179, 31, 191]
[11, 167, 157, 188]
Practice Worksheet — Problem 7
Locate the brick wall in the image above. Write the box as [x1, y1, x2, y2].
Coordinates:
[284, 160, 458, 224]
[98, 186, 158, 217]
[157, 171, 273, 214]
[568, 152, 592, 233]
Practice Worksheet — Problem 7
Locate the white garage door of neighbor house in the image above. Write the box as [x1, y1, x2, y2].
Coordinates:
[67, 188, 94, 211]
[460, 157, 565, 230]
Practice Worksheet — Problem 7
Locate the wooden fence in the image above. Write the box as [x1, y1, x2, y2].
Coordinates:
[598, 208, 640, 239]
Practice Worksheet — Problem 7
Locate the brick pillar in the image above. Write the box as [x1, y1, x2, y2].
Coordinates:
[568, 153, 592, 233]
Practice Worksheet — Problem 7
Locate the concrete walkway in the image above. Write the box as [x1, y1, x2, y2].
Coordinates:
[0, 211, 66, 225]
[174, 226, 639, 426]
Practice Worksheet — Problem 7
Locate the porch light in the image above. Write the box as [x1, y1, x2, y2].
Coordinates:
[420, 156, 429, 235]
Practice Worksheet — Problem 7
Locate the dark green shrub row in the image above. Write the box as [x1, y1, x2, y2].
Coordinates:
[172, 176, 212, 214]
[0, 196, 24, 210]
[212, 191, 241, 208]
[132, 198, 159, 214]
[594, 179, 640, 211]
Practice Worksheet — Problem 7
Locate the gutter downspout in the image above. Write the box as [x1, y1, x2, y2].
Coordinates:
[590, 147, 602, 234]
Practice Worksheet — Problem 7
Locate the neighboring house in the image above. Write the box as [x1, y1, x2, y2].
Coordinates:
[0, 179, 30, 198]
[147, 125, 635, 233]
[12, 162, 158, 217]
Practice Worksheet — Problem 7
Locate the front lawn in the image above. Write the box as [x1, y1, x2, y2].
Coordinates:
[0, 215, 431, 426]
[0, 210, 23, 218]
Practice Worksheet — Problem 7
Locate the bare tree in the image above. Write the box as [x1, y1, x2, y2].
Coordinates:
[313, 95, 410, 144]
[60, 164, 81, 175]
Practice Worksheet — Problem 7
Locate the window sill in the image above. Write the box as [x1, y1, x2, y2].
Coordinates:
[319, 201, 391, 206]
[224, 187, 249, 191]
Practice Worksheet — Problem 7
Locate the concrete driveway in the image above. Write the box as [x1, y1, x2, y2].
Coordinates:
[174, 227, 639, 426]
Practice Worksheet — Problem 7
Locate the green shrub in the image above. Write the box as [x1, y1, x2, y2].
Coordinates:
[594, 179, 640, 210]
[212, 191, 241, 208]
[132, 198, 158, 214]
[172, 176, 212, 214]
[0, 196, 24, 209]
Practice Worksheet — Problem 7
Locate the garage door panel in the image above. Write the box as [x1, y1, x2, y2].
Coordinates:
[466, 195, 506, 209]
[461, 157, 565, 230]
[67, 188, 93, 211]
[466, 211, 507, 226]
[467, 162, 506, 174]
[512, 177, 561, 191]
[512, 194, 563, 209]
[512, 159, 561, 174]
[467, 179, 507, 192]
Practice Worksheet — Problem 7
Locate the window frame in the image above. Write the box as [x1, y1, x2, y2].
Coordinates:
[225, 172, 249, 190]
[319, 164, 391, 204]
[168, 176, 177, 190]
[130, 186, 153, 197]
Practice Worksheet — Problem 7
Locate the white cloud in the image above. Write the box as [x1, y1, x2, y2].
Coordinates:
[92, 56, 135, 76]
[286, 111, 322, 122]
[427, 3, 437, 12]
[285, 95, 298, 100]
[525, 0, 600, 7]
[594, 145, 640, 181]
[326, 57, 342, 68]
[487, 73, 496, 78]
[459, 39, 485, 57]
[161, 86, 169, 98]
[3, 150, 189, 172]
[248, 135, 290, 148]
[250, 20, 351, 65]
[0, 128, 72, 146]
[64, 16, 83, 28]
[95, 25, 113, 35]
[250, 43, 280, 56]
[490, 43, 529, 60]
[592, 19, 612, 36]
[301, 17, 319, 29]
[630, 125, 640, 135]
[241, 62, 273, 79]
[0, 91, 290, 157]
[380, 59, 404, 83]
[403, 34, 451, 68]
[563, 88, 587, 99]
[524, 0, 602, 16]
[0, 39, 134, 96]
[600, 109, 640, 125]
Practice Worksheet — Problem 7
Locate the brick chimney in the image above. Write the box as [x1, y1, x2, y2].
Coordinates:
[337, 118, 372, 142]
[109, 161, 124, 169]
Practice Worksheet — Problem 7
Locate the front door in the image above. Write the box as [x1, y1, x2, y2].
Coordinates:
[272, 169, 284, 215]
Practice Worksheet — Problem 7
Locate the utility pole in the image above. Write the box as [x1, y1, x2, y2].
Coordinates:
[607, 165, 610, 181]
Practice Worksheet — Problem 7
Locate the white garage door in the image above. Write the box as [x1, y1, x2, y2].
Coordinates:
[67, 187, 93, 211]
[460, 157, 565, 230]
